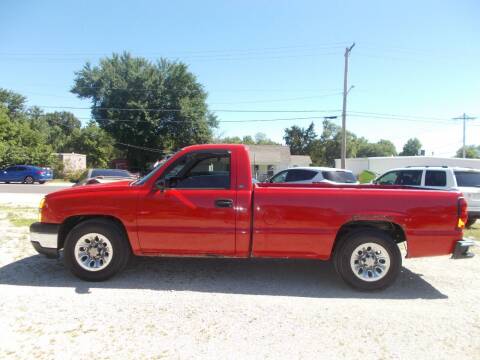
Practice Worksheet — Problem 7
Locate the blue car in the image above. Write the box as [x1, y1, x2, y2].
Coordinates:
[0, 165, 53, 184]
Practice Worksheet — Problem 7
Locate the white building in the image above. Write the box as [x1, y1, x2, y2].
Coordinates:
[248, 145, 311, 181]
[335, 156, 480, 176]
[55, 153, 87, 173]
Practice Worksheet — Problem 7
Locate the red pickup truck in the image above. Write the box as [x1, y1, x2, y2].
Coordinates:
[30, 144, 474, 290]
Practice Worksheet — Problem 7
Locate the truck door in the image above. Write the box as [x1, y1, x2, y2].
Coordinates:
[137, 150, 237, 255]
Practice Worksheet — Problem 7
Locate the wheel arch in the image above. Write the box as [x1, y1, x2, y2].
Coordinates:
[332, 220, 407, 257]
[58, 215, 131, 251]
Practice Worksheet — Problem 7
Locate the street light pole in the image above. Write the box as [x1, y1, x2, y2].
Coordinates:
[341, 42, 355, 169]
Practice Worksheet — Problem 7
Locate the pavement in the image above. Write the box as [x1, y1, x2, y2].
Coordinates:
[0, 183, 72, 195]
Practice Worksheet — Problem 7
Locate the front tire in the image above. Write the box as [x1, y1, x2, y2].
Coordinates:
[334, 229, 402, 290]
[64, 219, 131, 281]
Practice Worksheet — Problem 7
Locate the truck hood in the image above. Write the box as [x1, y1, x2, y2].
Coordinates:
[46, 180, 134, 199]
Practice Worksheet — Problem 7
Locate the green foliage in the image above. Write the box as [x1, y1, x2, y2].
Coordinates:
[0, 105, 54, 167]
[66, 169, 87, 183]
[0, 88, 26, 117]
[456, 145, 480, 158]
[358, 170, 377, 184]
[400, 138, 422, 156]
[218, 133, 278, 145]
[0, 88, 117, 170]
[71, 52, 217, 170]
[283, 122, 316, 155]
[63, 122, 117, 168]
[286, 120, 398, 167]
[357, 139, 397, 157]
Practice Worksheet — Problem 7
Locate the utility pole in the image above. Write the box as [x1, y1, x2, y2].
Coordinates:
[453, 113, 477, 158]
[341, 42, 355, 169]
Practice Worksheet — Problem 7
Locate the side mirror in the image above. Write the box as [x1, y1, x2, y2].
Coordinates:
[155, 179, 167, 191]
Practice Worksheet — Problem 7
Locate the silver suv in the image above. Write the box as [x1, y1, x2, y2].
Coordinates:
[268, 167, 358, 185]
[374, 166, 480, 228]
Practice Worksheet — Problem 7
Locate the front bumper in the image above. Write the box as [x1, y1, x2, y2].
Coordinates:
[30, 222, 60, 259]
[452, 239, 476, 259]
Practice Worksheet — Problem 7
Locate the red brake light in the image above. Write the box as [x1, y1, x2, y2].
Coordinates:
[457, 197, 468, 230]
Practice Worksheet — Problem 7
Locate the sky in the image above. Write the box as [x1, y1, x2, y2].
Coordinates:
[0, 0, 479, 157]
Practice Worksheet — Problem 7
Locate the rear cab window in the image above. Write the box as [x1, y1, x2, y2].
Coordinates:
[425, 170, 447, 187]
[322, 170, 357, 183]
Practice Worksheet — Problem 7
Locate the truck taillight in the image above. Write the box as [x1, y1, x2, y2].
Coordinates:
[457, 197, 468, 230]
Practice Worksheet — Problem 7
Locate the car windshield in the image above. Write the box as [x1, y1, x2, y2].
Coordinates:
[132, 152, 178, 186]
[454, 171, 480, 187]
[322, 170, 357, 183]
[91, 169, 132, 178]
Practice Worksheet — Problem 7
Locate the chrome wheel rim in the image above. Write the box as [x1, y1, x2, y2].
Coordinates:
[350, 242, 390, 282]
[25, 177, 34, 184]
[74, 233, 113, 272]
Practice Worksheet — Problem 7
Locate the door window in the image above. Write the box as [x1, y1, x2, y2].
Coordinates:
[376, 170, 422, 186]
[425, 171, 447, 187]
[285, 169, 317, 182]
[376, 171, 399, 185]
[270, 170, 287, 183]
[159, 151, 231, 189]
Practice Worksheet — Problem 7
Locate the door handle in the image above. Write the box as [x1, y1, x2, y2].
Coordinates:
[215, 199, 233, 208]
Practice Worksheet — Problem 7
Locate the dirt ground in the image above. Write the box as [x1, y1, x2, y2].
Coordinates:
[0, 196, 479, 359]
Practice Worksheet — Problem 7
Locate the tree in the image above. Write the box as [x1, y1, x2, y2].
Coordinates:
[71, 52, 217, 169]
[0, 106, 54, 167]
[357, 139, 397, 157]
[456, 145, 480, 159]
[0, 88, 26, 117]
[400, 138, 422, 156]
[63, 122, 117, 167]
[216, 133, 277, 145]
[283, 122, 316, 155]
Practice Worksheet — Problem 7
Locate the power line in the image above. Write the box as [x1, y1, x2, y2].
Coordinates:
[0, 42, 348, 57]
[34, 105, 342, 114]
[452, 113, 477, 158]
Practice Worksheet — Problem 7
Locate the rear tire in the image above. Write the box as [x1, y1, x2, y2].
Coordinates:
[466, 218, 476, 229]
[39, 180, 46, 184]
[24, 176, 34, 184]
[334, 229, 402, 291]
[64, 219, 131, 281]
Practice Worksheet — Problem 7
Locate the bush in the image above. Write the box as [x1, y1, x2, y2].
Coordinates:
[358, 170, 377, 184]
[65, 169, 87, 183]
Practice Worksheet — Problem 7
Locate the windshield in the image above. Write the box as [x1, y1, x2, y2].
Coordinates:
[132, 152, 178, 185]
[454, 171, 480, 187]
[91, 169, 132, 178]
[322, 170, 357, 183]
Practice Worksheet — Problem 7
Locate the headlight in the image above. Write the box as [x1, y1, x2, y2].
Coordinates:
[38, 197, 46, 222]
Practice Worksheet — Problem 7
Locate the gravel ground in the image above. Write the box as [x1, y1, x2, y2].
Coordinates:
[0, 194, 479, 359]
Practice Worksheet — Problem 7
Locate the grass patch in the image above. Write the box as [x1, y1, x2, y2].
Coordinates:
[464, 223, 480, 241]
[6, 212, 37, 227]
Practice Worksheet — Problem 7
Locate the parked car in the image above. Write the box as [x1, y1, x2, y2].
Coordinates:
[0, 165, 53, 184]
[373, 166, 480, 227]
[30, 144, 474, 290]
[74, 168, 137, 186]
[268, 167, 358, 184]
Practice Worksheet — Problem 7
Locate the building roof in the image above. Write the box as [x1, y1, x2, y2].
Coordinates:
[247, 145, 291, 164]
